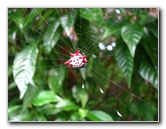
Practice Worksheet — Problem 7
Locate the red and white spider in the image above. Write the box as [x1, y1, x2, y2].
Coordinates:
[64, 50, 88, 68]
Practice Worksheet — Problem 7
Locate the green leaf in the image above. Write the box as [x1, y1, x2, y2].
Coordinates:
[138, 57, 158, 89]
[36, 104, 61, 115]
[8, 9, 25, 32]
[80, 90, 88, 108]
[86, 110, 113, 121]
[13, 45, 39, 99]
[43, 21, 60, 53]
[8, 65, 13, 77]
[78, 108, 88, 118]
[32, 90, 62, 106]
[72, 85, 81, 102]
[23, 85, 39, 110]
[8, 105, 22, 116]
[139, 11, 148, 25]
[8, 109, 34, 121]
[36, 115, 47, 121]
[114, 43, 134, 88]
[121, 23, 143, 57]
[60, 11, 77, 36]
[148, 20, 158, 38]
[48, 68, 65, 93]
[55, 99, 79, 111]
[102, 18, 122, 39]
[70, 112, 82, 121]
[80, 8, 103, 26]
[72, 85, 88, 108]
[8, 82, 17, 90]
[142, 27, 158, 66]
[25, 8, 44, 25]
[8, 105, 22, 121]
[79, 68, 86, 80]
[9, 114, 26, 122]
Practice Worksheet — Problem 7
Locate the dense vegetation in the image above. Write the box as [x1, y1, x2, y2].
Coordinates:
[8, 8, 158, 121]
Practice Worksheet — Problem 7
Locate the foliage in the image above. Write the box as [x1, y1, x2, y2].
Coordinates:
[8, 8, 158, 122]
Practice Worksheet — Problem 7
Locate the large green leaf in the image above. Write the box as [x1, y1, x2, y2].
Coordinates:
[32, 90, 62, 106]
[59, 11, 77, 37]
[86, 110, 113, 121]
[138, 57, 158, 89]
[43, 20, 60, 53]
[121, 23, 143, 57]
[13, 45, 39, 99]
[114, 43, 134, 88]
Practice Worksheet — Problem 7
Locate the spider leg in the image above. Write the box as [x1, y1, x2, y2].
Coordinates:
[70, 52, 75, 57]
[75, 50, 79, 55]
[64, 60, 72, 64]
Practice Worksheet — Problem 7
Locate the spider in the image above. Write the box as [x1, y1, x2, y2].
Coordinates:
[64, 50, 88, 68]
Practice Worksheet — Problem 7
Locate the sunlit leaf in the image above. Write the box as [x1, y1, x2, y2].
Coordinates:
[121, 23, 143, 57]
[32, 90, 62, 106]
[78, 108, 88, 118]
[86, 110, 113, 121]
[55, 99, 79, 111]
[13, 45, 39, 99]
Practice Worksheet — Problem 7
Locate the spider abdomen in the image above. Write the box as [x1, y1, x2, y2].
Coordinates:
[64, 50, 88, 68]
